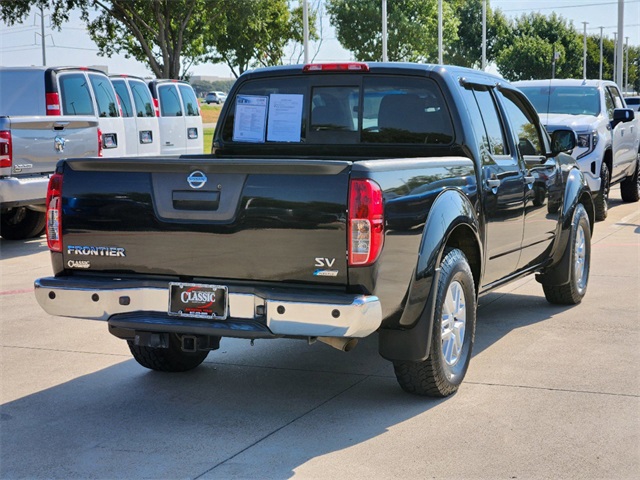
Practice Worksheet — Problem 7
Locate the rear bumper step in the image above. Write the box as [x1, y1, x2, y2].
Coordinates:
[34, 277, 382, 338]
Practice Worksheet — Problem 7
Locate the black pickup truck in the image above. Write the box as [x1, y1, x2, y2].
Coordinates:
[35, 63, 594, 397]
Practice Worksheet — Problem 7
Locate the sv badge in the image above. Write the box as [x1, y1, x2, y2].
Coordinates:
[315, 257, 336, 268]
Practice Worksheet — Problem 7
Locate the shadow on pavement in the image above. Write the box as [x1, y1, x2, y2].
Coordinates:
[0, 236, 48, 260]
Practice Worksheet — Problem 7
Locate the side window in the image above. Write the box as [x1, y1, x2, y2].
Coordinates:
[604, 88, 615, 118]
[112, 80, 133, 118]
[158, 85, 182, 117]
[178, 85, 200, 116]
[498, 89, 544, 157]
[607, 86, 624, 109]
[130, 80, 155, 117]
[461, 86, 492, 162]
[472, 88, 508, 156]
[58, 73, 94, 116]
[88, 74, 119, 118]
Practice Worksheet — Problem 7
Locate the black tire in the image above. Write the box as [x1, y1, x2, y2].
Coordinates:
[620, 156, 639, 203]
[0, 207, 46, 240]
[393, 248, 477, 397]
[542, 204, 591, 305]
[594, 162, 609, 221]
[127, 334, 209, 372]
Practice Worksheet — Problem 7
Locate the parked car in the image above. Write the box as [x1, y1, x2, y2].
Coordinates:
[36, 62, 593, 398]
[110, 74, 161, 156]
[515, 79, 640, 220]
[624, 96, 640, 112]
[147, 79, 203, 155]
[205, 91, 227, 104]
[0, 66, 102, 239]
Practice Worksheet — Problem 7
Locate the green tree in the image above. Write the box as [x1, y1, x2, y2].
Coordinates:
[447, 0, 510, 68]
[496, 12, 582, 81]
[325, 0, 459, 63]
[0, 0, 217, 79]
[205, 0, 317, 78]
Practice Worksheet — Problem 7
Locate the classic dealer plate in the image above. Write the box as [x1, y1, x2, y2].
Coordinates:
[168, 282, 228, 320]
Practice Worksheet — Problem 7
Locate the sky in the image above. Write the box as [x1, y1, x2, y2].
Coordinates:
[1, 0, 639, 79]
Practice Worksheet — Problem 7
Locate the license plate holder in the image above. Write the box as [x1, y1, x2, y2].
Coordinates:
[168, 282, 228, 320]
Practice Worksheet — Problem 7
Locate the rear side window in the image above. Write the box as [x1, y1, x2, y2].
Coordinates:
[158, 85, 182, 116]
[498, 89, 544, 157]
[112, 80, 133, 118]
[59, 73, 94, 116]
[178, 84, 200, 116]
[471, 88, 508, 155]
[130, 80, 155, 117]
[89, 74, 120, 117]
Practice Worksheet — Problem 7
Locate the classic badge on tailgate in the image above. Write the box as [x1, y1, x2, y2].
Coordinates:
[168, 283, 228, 320]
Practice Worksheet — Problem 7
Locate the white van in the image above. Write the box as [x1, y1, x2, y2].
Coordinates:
[110, 75, 161, 156]
[147, 80, 203, 155]
[0, 66, 126, 157]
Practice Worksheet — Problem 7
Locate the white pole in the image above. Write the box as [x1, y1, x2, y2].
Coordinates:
[303, 0, 309, 64]
[481, 0, 487, 70]
[625, 36, 629, 94]
[40, 5, 46, 66]
[616, 0, 624, 89]
[382, 0, 388, 62]
[599, 26, 604, 80]
[613, 32, 617, 83]
[582, 22, 588, 80]
[438, 0, 443, 64]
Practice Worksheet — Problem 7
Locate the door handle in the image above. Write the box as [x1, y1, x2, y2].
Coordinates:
[486, 178, 501, 188]
[524, 175, 535, 185]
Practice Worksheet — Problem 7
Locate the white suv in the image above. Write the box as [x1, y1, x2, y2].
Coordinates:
[516, 79, 640, 220]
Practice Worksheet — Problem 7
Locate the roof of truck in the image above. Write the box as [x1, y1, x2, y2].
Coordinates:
[513, 79, 616, 88]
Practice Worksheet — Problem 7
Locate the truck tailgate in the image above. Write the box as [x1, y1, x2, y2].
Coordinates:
[7, 116, 98, 175]
[61, 157, 351, 285]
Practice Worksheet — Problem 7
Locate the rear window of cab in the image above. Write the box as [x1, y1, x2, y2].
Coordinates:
[220, 75, 453, 146]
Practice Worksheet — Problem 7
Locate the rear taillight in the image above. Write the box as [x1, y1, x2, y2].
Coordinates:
[153, 98, 160, 117]
[348, 179, 384, 266]
[46, 92, 61, 115]
[46, 173, 63, 252]
[97, 128, 103, 157]
[0, 130, 12, 168]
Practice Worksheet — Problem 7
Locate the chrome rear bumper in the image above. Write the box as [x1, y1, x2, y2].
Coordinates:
[34, 276, 382, 338]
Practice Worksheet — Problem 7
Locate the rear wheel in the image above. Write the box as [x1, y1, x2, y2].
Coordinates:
[542, 204, 591, 305]
[594, 163, 609, 221]
[127, 334, 209, 372]
[0, 207, 46, 240]
[620, 156, 639, 203]
[393, 248, 476, 397]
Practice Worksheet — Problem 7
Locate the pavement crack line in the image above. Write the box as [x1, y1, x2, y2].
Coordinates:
[466, 381, 639, 398]
[1, 344, 129, 357]
[193, 375, 371, 480]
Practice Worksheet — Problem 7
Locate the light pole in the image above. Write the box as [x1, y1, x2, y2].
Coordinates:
[625, 36, 629, 94]
[616, 0, 624, 89]
[481, 0, 486, 70]
[613, 32, 617, 83]
[582, 22, 588, 80]
[438, 0, 443, 64]
[382, 0, 388, 62]
[599, 26, 604, 80]
[303, 0, 309, 64]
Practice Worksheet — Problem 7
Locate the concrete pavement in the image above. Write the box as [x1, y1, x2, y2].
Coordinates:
[1, 187, 638, 479]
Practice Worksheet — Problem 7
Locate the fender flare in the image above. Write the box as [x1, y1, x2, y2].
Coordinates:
[379, 188, 481, 362]
[537, 166, 594, 286]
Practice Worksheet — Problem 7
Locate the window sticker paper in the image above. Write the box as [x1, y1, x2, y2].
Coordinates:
[267, 94, 304, 142]
[233, 95, 268, 143]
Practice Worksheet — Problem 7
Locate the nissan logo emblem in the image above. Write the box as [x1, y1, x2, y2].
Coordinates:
[187, 170, 207, 189]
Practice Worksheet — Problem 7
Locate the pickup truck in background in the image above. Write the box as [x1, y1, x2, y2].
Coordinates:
[0, 116, 99, 239]
[35, 63, 594, 397]
[515, 79, 640, 220]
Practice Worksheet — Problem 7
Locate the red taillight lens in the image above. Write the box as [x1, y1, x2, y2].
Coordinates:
[348, 179, 384, 266]
[153, 98, 160, 117]
[46, 173, 63, 252]
[0, 130, 12, 168]
[46, 93, 61, 115]
[303, 62, 370, 72]
[97, 128, 103, 157]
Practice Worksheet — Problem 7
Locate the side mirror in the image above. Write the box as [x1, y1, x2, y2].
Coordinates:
[548, 129, 576, 157]
[612, 108, 635, 128]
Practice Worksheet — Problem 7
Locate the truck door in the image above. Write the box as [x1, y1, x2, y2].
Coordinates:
[498, 89, 560, 269]
[87, 73, 127, 157]
[157, 83, 185, 154]
[462, 85, 525, 287]
[111, 78, 138, 156]
[128, 79, 160, 156]
[606, 85, 635, 181]
[178, 84, 203, 154]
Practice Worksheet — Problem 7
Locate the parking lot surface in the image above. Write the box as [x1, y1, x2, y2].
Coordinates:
[1, 188, 638, 479]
